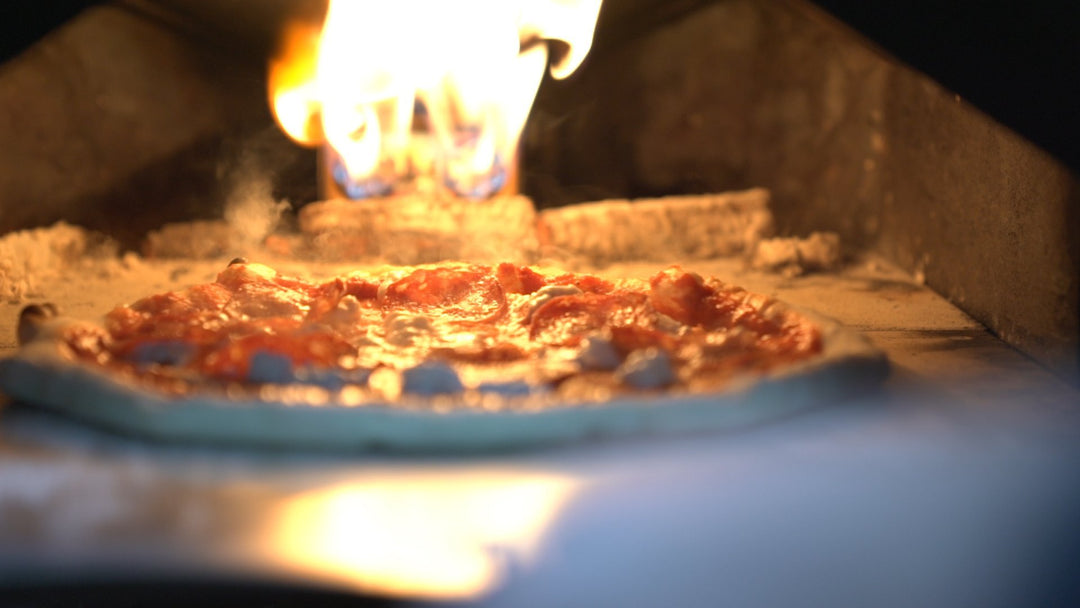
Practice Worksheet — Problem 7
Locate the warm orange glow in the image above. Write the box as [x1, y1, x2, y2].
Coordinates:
[268, 20, 324, 146]
[266, 471, 580, 600]
[268, 0, 603, 198]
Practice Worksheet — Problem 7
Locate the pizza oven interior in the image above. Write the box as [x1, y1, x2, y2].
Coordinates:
[0, 1, 1078, 606]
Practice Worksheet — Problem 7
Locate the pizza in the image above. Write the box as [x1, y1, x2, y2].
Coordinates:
[0, 260, 887, 450]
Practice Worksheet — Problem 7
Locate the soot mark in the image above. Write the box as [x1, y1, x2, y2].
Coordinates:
[855, 279, 923, 294]
[908, 328, 993, 353]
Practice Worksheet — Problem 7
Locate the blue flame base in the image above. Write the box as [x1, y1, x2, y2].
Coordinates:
[329, 153, 508, 201]
[443, 157, 507, 200]
[332, 162, 394, 200]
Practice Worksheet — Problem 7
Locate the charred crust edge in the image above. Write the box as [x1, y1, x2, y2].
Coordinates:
[17, 302, 59, 345]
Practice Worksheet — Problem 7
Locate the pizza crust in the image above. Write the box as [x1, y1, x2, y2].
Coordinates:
[0, 305, 887, 451]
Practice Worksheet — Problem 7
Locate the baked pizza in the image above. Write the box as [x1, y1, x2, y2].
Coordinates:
[0, 260, 887, 450]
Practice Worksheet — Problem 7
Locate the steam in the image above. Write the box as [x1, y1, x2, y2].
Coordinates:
[222, 142, 291, 250]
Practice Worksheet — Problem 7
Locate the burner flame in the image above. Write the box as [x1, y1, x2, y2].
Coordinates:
[269, 0, 602, 200]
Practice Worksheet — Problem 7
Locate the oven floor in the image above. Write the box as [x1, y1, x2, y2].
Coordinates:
[1, 256, 1077, 607]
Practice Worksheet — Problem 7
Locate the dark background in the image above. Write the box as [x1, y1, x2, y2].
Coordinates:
[0, 1, 98, 60]
[1, 0, 1078, 171]
[813, 0, 1080, 172]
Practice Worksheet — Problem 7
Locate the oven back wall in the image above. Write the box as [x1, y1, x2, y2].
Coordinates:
[524, 0, 1079, 383]
[0, 2, 314, 248]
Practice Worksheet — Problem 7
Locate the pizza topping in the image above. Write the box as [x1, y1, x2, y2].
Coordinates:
[383, 312, 435, 347]
[305, 278, 348, 321]
[699, 287, 775, 334]
[434, 340, 529, 363]
[528, 292, 614, 346]
[59, 322, 112, 364]
[293, 366, 372, 391]
[548, 273, 615, 294]
[121, 284, 230, 323]
[401, 361, 465, 395]
[225, 277, 311, 320]
[616, 348, 676, 389]
[379, 266, 507, 323]
[245, 350, 373, 390]
[764, 318, 822, 356]
[522, 284, 583, 322]
[648, 266, 710, 326]
[315, 295, 381, 340]
[342, 274, 380, 300]
[653, 312, 684, 335]
[105, 283, 236, 355]
[198, 330, 356, 382]
[574, 334, 622, 371]
[215, 263, 349, 322]
[529, 291, 651, 347]
[692, 326, 758, 357]
[248, 350, 295, 384]
[496, 263, 546, 295]
[50, 261, 825, 402]
[129, 340, 195, 367]
[609, 325, 678, 356]
[215, 261, 278, 290]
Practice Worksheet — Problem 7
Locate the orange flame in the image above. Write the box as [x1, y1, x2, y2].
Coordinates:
[268, 18, 324, 147]
[269, 0, 602, 199]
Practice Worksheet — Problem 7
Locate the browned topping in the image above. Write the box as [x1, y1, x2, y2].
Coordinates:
[58, 263, 823, 401]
